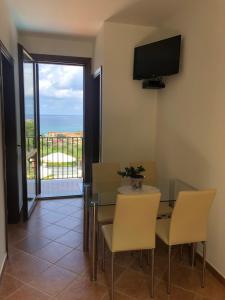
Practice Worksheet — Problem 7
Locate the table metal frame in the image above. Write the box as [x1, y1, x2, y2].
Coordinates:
[83, 184, 174, 281]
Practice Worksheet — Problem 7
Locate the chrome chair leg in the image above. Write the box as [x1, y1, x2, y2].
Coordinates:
[147, 249, 151, 265]
[91, 203, 98, 281]
[180, 244, 183, 260]
[139, 250, 143, 268]
[111, 253, 115, 300]
[168, 246, 172, 294]
[151, 249, 155, 298]
[202, 241, 206, 288]
[83, 184, 90, 253]
[102, 236, 105, 272]
[191, 243, 196, 267]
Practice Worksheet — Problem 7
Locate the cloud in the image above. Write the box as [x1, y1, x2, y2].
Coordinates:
[38, 64, 83, 115]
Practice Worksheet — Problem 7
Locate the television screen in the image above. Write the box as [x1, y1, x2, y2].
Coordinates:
[133, 35, 181, 79]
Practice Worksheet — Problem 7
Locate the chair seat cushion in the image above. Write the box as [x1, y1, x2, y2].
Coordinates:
[158, 202, 173, 218]
[98, 205, 115, 223]
[102, 224, 113, 251]
[156, 219, 170, 245]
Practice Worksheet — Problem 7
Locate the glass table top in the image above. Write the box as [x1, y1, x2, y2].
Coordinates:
[88, 184, 172, 207]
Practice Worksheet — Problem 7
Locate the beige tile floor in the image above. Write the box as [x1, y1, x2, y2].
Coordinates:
[1, 198, 225, 299]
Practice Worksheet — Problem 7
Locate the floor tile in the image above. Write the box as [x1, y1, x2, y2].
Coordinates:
[6, 284, 51, 300]
[37, 211, 65, 223]
[102, 291, 135, 300]
[55, 205, 80, 216]
[30, 207, 50, 219]
[72, 209, 83, 219]
[56, 276, 107, 300]
[129, 251, 168, 280]
[54, 216, 81, 230]
[0, 274, 23, 300]
[115, 268, 153, 299]
[97, 262, 126, 288]
[162, 261, 201, 290]
[114, 251, 135, 268]
[19, 216, 51, 233]
[193, 295, 213, 300]
[155, 279, 196, 300]
[73, 223, 83, 233]
[5, 251, 52, 283]
[55, 230, 82, 248]
[37, 200, 66, 210]
[192, 270, 225, 300]
[56, 249, 89, 275]
[7, 225, 29, 245]
[29, 265, 76, 296]
[33, 241, 73, 263]
[14, 235, 51, 254]
[7, 244, 24, 257]
[2, 198, 224, 300]
[39, 224, 70, 240]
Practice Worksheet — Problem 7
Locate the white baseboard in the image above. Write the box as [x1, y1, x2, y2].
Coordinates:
[196, 247, 225, 283]
[0, 253, 7, 278]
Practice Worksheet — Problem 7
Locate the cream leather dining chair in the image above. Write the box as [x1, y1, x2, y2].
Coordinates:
[101, 193, 161, 299]
[156, 189, 216, 294]
[130, 161, 173, 218]
[92, 163, 121, 225]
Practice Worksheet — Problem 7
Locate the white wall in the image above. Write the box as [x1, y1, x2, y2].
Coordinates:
[94, 22, 157, 164]
[156, 0, 225, 277]
[93, 26, 104, 72]
[0, 0, 18, 274]
[19, 32, 94, 58]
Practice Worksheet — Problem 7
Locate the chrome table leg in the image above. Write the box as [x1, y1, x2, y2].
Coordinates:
[191, 243, 196, 267]
[168, 246, 172, 294]
[202, 241, 206, 288]
[102, 235, 105, 272]
[91, 202, 98, 281]
[151, 248, 155, 298]
[83, 184, 90, 253]
[111, 253, 115, 300]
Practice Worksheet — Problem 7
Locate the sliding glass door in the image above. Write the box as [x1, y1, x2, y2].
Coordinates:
[18, 44, 40, 219]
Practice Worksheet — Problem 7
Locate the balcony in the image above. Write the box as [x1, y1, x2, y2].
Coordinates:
[26, 136, 83, 197]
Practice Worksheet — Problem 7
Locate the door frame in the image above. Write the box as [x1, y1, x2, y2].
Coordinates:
[93, 66, 103, 163]
[0, 40, 17, 254]
[31, 54, 93, 185]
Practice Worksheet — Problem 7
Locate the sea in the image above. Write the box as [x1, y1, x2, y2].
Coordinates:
[39, 114, 83, 135]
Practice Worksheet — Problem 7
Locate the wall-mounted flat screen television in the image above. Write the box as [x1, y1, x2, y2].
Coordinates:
[133, 35, 181, 80]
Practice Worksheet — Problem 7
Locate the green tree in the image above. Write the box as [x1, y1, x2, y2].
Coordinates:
[25, 119, 34, 137]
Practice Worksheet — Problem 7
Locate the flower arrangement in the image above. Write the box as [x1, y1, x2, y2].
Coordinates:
[117, 165, 145, 178]
[118, 165, 145, 189]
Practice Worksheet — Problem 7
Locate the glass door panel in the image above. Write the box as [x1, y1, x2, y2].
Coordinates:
[18, 44, 39, 219]
[23, 61, 37, 207]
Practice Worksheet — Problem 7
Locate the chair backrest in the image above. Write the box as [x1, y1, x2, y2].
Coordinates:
[112, 193, 161, 252]
[130, 161, 157, 186]
[92, 162, 121, 192]
[169, 189, 216, 245]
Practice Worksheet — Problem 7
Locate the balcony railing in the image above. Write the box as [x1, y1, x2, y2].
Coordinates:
[26, 136, 83, 180]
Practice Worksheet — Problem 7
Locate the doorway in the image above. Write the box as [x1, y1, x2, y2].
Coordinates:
[38, 63, 84, 197]
[18, 49, 93, 219]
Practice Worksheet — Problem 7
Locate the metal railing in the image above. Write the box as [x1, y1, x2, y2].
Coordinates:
[26, 136, 83, 180]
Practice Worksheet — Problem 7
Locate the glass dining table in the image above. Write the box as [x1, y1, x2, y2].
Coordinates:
[83, 183, 172, 281]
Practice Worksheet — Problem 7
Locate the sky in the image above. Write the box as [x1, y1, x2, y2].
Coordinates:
[39, 64, 83, 116]
[24, 63, 84, 116]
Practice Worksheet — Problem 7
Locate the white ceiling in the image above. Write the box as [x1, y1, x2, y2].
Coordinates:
[7, 0, 183, 37]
